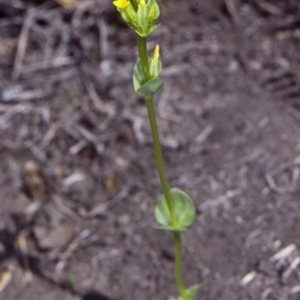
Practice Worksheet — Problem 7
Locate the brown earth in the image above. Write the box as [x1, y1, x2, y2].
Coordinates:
[1, 0, 300, 299]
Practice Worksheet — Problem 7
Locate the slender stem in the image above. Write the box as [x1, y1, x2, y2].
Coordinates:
[136, 34, 175, 224]
[137, 36, 150, 80]
[119, 4, 191, 300]
[145, 98, 175, 223]
[174, 232, 188, 298]
[136, 31, 186, 299]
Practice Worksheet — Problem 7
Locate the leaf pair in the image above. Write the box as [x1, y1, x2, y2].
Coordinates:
[154, 188, 196, 232]
[170, 283, 205, 300]
[133, 58, 163, 98]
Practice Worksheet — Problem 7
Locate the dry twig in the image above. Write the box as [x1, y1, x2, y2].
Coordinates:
[12, 8, 33, 80]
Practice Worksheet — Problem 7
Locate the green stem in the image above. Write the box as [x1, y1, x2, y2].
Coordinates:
[136, 34, 175, 224]
[145, 98, 175, 224]
[137, 32, 185, 298]
[174, 232, 188, 298]
[137, 36, 150, 80]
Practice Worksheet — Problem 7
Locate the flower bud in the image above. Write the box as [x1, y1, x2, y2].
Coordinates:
[149, 45, 162, 79]
[113, 0, 160, 37]
[152, 44, 159, 61]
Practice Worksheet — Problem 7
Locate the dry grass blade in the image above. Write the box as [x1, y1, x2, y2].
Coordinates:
[15, 232, 33, 283]
[224, 0, 240, 24]
[12, 8, 33, 80]
[253, 0, 290, 16]
[55, 0, 78, 8]
[80, 76, 116, 117]
[0, 268, 13, 293]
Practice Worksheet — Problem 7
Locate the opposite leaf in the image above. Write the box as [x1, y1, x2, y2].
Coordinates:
[171, 283, 205, 300]
[137, 77, 163, 98]
[184, 283, 206, 300]
[133, 59, 146, 93]
[133, 59, 163, 98]
[154, 188, 196, 231]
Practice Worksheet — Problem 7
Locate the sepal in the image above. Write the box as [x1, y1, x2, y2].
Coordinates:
[147, 0, 160, 23]
[113, 0, 160, 37]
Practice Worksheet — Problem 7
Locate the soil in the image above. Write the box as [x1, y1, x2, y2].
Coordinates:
[1, 0, 300, 299]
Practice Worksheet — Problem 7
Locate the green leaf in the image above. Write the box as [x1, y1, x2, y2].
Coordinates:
[63, 274, 76, 289]
[172, 283, 205, 300]
[137, 77, 163, 97]
[154, 188, 196, 231]
[135, 23, 160, 37]
[133, 59, 163, 97]
[185, 283, 205, 299]
[147, 23, 160, 36]
[133, 59, 146, 93]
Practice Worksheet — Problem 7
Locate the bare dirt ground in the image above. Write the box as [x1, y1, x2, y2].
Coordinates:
[1, 0, 300, 299]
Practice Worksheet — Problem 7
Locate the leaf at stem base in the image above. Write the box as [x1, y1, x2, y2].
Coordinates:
[170, 283, 205, 300]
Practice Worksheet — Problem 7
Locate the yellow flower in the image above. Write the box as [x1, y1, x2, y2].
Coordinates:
[139, 0, 146, 6]
[113, 0, 131, 9]
[152, 45, 160, 61]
